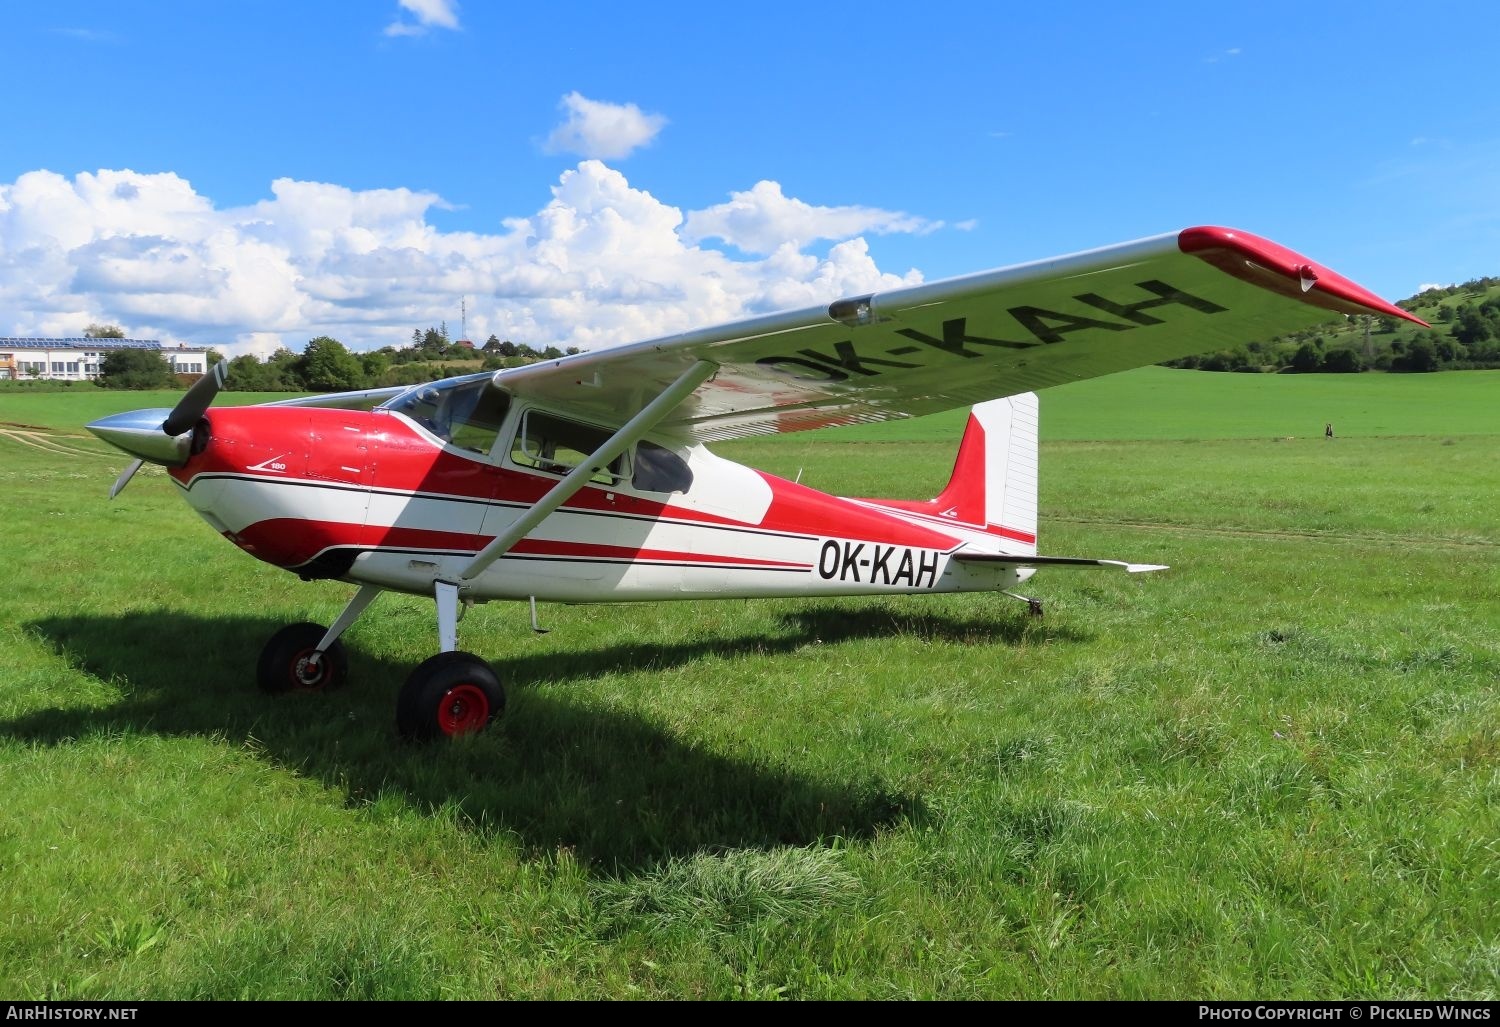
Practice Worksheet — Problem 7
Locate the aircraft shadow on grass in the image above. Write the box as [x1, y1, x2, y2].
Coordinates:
[12, 606, 1078, 872]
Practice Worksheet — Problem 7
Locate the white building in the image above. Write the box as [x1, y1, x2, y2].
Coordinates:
[0, 338, 211, 382]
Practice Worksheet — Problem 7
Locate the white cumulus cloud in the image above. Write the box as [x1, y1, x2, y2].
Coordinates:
[544, 93, 667, 160]
[683, 180, 940, 256]
[385, 0, 460, 37]
[0, 162, 932, 359]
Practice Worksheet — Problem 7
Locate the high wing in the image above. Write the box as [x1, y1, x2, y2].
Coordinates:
[490, 226, 1426, 441]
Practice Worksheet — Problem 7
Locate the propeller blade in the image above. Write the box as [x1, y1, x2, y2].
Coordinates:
[161, 361, 227, 437]
[108, 459, 145, 500]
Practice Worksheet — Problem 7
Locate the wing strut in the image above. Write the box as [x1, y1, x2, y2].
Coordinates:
[456, 359, 718, 584]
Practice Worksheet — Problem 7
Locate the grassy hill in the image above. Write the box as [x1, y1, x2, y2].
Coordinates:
[1168, 275, 1500, 374]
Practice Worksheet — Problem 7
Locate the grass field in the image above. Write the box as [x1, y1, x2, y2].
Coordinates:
[0, 369, 1495, 999]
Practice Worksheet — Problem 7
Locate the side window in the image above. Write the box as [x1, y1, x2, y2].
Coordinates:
[632, 440, 693, 494]
[448, 384, 510, 456]
[511, 410, 629, 484]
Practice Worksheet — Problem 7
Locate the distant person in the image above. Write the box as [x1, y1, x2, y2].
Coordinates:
[1325, 423, 1334, 440]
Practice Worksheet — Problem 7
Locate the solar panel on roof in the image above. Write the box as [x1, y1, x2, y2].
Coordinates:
[0, 337, 162, 350]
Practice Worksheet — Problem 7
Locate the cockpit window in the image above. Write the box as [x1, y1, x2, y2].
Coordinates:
[384, 376, 510, 456]
[511, 409, 629, 484]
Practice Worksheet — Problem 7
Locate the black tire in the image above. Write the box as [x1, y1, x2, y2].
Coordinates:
[256, 622, 349, 694]
[396, 651, 504, 741]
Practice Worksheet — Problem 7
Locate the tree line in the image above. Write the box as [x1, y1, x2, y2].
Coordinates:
[95, 325, 579, 391]
[221, 327, 580, 392]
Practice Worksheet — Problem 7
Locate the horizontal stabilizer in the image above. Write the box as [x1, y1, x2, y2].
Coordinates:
[954, 552, 1168, 574]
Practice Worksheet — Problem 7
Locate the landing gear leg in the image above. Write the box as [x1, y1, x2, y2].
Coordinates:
[256, 585, 383, 694]
[396, 581, 504, 741]
[1002, 590, 1044, 618]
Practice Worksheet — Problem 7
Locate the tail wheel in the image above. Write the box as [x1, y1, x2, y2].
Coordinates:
[257, 622, 349, 694]
[396, 652, 505, 741]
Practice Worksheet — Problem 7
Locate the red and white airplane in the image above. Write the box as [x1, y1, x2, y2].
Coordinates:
[87, 226, 1424, 740]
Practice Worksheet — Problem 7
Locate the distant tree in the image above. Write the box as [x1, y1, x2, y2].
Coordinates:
[298, 336, 366, 392]
[565, 346, 581, 356]
[497, 340, 518, 358]
[1320, 348, 1364, 373]
[360, 349, 391, 383]
[540, 345, 564, 360]
[85, 323, 126, 339]
[267, 347, 306, 391]
[1452, 307, 1495, 348]
[482, 334, 502, 353]
[1391, 337, 1439, 372]
[206, 348, 227, 366]
[1289, 343, 1322, 373]
[225, 354, 274, 391]
[98, 349, 175, 389]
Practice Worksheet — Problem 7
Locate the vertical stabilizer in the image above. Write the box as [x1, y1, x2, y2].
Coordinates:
[933, 394, 1037, 553]
[863, 394, 1039, 553]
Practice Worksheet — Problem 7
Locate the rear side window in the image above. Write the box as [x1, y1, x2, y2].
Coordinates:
[632, 440, 693, 494]
[511, 410, 629, 484]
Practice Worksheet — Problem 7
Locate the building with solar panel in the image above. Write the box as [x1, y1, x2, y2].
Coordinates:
[0, 338, 210, 382]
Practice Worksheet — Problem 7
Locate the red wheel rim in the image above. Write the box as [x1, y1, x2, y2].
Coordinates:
[291, 648, 331, 690]
[438, 683, 489, 736]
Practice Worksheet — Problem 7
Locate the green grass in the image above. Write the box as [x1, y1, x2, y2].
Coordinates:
[0, 374, 1495, 999]
[0, 389, 295, 433]
[815, 366, 1500, 442]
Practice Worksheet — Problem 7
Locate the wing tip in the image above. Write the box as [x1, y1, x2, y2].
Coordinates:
[1178, 225, 1428, 327]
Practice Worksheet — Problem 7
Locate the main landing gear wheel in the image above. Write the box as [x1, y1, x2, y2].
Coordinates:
[396, 652, 505, 742]
[257, 622, 349, 694]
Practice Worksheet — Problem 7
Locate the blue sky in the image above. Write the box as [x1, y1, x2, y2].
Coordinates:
[2, 1, 1497, 354]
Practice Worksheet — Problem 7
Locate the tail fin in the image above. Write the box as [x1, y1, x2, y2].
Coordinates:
[869, 393, 1039, 553]
[935, 393, 1038, 553]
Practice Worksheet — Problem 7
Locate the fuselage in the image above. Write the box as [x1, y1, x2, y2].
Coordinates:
[168, 403, 1031, 604]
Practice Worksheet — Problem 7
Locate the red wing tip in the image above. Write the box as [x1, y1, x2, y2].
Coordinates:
[1178, 226, 1428, 327]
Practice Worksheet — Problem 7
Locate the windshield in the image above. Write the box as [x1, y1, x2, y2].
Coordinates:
[382, 374, 511, 455]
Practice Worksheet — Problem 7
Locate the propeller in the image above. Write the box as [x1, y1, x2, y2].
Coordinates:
[86, 361, 228, 498]
[108, 459, 145, 500]
[162, 359, 228, 436]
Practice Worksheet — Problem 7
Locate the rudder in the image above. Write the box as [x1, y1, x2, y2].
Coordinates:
[930, 393, 1038, 553]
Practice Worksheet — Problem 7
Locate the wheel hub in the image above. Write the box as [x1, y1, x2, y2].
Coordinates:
[439, 684, 489, 735]
[293, 650, 326, 688]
